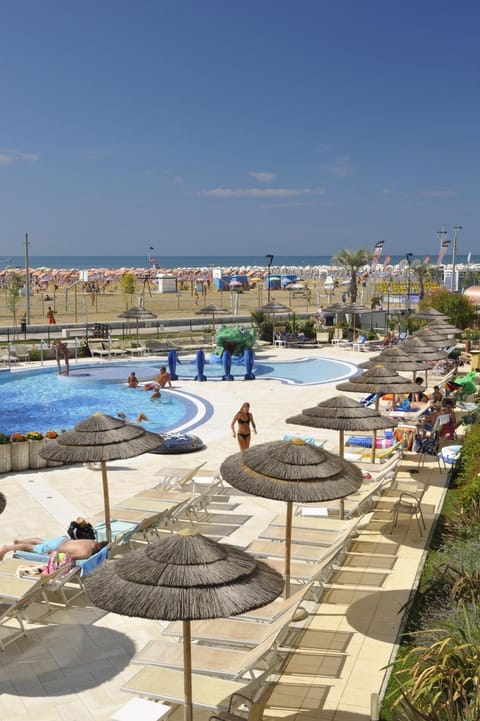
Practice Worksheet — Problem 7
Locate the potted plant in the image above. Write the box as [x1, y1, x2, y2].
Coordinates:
[10, 432, 29, 471]
[44, 429, 62, 466]
[0, 432, 12, 474]
[26, 431, 47, 469]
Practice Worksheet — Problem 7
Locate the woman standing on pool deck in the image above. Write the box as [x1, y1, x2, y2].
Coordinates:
[231, 402, 257, 451]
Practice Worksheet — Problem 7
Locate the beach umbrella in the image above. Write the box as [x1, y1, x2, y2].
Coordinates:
[194, 350, 206, 381]
[413, 307, 449, 321]
[168, 349, 179, 381]
[358, 347, 429, 380]
[118, 300, 158, 344]
[84, 531, 284, 721]
[220, 439, 362, 597]
[222, 349, 233, 381]
[343, 302, 370, 338]
[0, 492, 6, 515]
[39, 412, 162, 544]
[337, 365, 425, 461]
[410, 327, 454, 346]
[258, 301, 292, 344]
[244, 347, 255, 380]
[399, 337, 448, 362]
[195, 303, 229, 334]
[286, 395, 397, 460]
[423, 320, 463, 335]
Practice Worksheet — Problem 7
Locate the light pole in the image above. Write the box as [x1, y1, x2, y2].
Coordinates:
[265, 254, 274, 304]
[405, 253, 413, 314]
[451, 226, 462, 292]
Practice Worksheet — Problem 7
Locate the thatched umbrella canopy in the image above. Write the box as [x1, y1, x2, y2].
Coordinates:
[220, 439, 362, 596]
[258, 301, 292, 343]
[286, 395, 397, 459]
[358, 347, 429, 380]
[400, 337, 448, 362]
[343, 302, 370, 339]
[0, 492, 6, 515]
[84, 531, 284, 721]
[411, 326, 453, 346]
[413, 307, 449, 321]
[337, 365, 425, 399]
[39, 412, 163, 543]
[195, 303, 229, 334]
[424, 320, 463, 335]
[119, 298, 158, 343]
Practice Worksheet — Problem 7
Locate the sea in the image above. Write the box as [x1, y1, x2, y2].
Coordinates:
[1, 254, 479, 271]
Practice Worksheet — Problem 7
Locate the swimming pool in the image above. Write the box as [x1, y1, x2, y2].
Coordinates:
[0, 355, 355, 436]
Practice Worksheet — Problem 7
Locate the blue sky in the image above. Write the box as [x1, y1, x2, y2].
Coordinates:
[0, 0, 478, 257]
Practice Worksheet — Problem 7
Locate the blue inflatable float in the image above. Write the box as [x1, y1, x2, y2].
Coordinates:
[149, 432, 205, 454]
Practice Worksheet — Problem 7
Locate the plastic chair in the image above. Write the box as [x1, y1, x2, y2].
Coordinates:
[390, 481, 426, 536]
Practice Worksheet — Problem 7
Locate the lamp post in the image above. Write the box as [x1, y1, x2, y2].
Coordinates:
[405, 253, 413, 315]
[451, 226, 462, 292]
[265, 254, 274, 304]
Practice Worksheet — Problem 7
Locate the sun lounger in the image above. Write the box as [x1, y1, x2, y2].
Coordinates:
[245, 539, 329, 562]
[153, 462, 207, 491]
[163, 583, 312, 647]
[121, 341, 148, 356]
[133, 629, 283, 681]
[122, 666, 248, 712]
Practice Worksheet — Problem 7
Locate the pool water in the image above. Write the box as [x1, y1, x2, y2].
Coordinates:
[0, 355, 355, 436]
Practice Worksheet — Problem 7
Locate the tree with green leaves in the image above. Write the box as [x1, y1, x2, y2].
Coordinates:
[119, 273, 136, 310]
[411, 263, 432, 300]
[419, 287, 476, 329]
[7, 272, 23, 331]
[332, 248, 371, 303]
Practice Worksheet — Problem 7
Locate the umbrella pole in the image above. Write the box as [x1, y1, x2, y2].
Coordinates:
[285, 500, 293, 598]
[183, 620, 193, 721]
[101, 462, 112, 545]
[372, 430, 377, 463]
[339, 429, 345, 519]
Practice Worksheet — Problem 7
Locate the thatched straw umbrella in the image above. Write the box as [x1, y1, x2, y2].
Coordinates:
[39, 412, 163, 543]
[118, 299, 158, 344]
[425, 319, 462, 334]
[337, 366, 425, 461]
[413, 307, 449, 321]
[220, 439, 362, 597]
[343, 302, 370, 340]
[0, 492, 6, 515]
[286, 395, 397, 460]
[84, 531, 284, 721]
[358, 347, 429, 381]
[410, 326, 453, 346]
[258, 301, 292, 344]
[195, 303, 229, 334]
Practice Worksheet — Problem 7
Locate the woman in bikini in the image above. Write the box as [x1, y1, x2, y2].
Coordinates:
[231, 402, 257, 451]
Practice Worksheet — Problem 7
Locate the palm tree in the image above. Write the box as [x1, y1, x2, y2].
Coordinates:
[332, 248, 371, 303]
[411, 262, 431, 300]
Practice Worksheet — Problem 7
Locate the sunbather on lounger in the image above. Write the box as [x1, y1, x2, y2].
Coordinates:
[0, 536, 107, 562]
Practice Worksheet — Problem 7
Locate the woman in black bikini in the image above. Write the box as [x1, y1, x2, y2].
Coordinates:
[231, 402, 257, 451]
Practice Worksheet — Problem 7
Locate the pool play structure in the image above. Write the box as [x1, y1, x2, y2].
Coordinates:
[0, 355, 355, 438]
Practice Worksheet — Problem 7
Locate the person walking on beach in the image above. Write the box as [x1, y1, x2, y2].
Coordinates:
[47, 306, 56, 324]
[231, 402, 257, 451]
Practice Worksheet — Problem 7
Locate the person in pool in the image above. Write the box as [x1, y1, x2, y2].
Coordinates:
[155, 366, 172, 388]
[127, 371, 138, 388]
[0, 536, 107, 562]
[117, 411, 150, 424]
[231, 402, 257, 451]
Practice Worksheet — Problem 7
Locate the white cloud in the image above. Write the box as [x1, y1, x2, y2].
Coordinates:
[419, 190, 457, 197]
[0, 149, 39, 165]
[249, 171, 277, 183]
[327, 155, 351, 179]
[198, 187, 325, 198]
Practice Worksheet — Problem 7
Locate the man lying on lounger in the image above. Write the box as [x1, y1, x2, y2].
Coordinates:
[0, 536, 107, 562]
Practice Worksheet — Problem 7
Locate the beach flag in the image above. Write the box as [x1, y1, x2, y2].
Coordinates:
[424, 255, 431, 264]
[437, 239, 450, 265]
[467, 251, 472, 265]
[371, 240, 384, 270]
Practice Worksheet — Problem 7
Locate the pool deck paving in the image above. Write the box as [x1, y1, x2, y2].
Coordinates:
[0, 345, 453, 721]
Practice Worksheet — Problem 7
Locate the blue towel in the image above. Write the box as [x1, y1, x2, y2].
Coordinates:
[79, 545, 109, 576]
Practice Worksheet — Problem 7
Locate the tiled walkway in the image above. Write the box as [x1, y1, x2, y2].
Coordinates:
[0, 347, 452, 721]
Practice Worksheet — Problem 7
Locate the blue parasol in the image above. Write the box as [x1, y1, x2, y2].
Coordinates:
[244, 347, 255, 381]
[222, 349, 234, 381]
[168, 349, 179, 380]
[194, 350, 207, 381]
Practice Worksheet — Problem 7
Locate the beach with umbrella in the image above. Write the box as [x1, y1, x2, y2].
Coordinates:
[84, 531, 284, 721]
[221, 438, 362, 597]
[39, 412, 163, 543]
